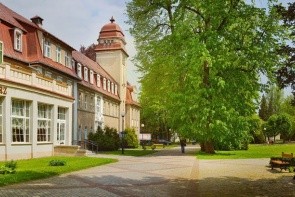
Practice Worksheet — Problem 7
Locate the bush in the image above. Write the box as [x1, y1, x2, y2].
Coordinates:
[123, 127, 139, 148]
[0, 160, 17, 174]
[49, 160, 66, 166]
[88, 126, 120, 151]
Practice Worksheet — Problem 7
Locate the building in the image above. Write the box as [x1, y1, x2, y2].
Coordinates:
[0, 3, 140, 161]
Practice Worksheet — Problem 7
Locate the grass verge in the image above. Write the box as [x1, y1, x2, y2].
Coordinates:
[0, 156, 117, 187]
[197, 143, 295, 160]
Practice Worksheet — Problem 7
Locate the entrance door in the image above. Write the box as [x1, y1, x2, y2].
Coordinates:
[57, 121, 65, 145]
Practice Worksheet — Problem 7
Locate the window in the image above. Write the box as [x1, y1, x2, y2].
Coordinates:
[58, 107, 66, 120]
[84, 94, 87, 109]
[115, 85, 118, 95]
[107, 80, 111, 92]
[11, 99, 30, 143]
[14, 29, 22, 51]
[90, 70, 94, 84]
[103, 78, 106, 90]
[57, 107, 66, 144]
[84, 67, 88, 81]
[96, 96, 101, 115]
[79, 92, 83, 108]
[97, 74, 101, 87]
[56, 46, 61, 63]
[65, 52, 70, 67]
[44, 39, 51, 58]
[71, 59, 75, 69]
[90, 96, 94, 111]
[77, 63, 82, 78]
[37, 103, 52, 142]
[111, 82, 114, 94]
[0, 98, 3, 143]
[0, 41, 3, 64]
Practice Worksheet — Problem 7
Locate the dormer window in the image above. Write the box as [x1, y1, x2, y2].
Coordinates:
[84, 67, 88, 81]
[56, 46, 61, 63]
[111, 82, 114, 94]
[77, 63, 82, 78]
[90, 70, 94, 84]
[65, 52, 70, 67]
[0, 41, 3, 64]
[43, 39, 51, 58]
[107, 80, 111, 92]
[97, 74, 101, 87]
[115, 84, 118, 95]
[103, 78, 106, 90]
[14, 29, 22, 52]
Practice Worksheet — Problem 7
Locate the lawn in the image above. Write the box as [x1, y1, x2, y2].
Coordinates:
[0, 156, 117, 187]
[197, 143, 295, 159]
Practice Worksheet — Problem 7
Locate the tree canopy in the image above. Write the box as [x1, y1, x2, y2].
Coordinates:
[127, 0, 286, 153]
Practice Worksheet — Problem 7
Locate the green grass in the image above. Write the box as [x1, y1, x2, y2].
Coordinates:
[0, 156, 117, 187]
[197, 143, 295, 160]
[99, 149, 156, 156]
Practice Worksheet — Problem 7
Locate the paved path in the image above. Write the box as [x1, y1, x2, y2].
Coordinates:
[0, 146, 198, 197]
[1, 145, 295, 196]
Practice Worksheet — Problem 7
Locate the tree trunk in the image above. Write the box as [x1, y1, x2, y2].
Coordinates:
[203, 141, 215, 154]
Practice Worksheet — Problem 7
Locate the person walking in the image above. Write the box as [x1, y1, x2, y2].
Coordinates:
[180, 139, 186, 153]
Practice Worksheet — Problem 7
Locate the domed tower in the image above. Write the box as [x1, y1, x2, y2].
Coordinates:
[95, 17, 129, 131]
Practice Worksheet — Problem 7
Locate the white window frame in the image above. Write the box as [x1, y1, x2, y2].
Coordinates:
[0, 41, 3, 64]
[14, 29, 22, 51]
[115, 84, 118, 95]
[57, 107, 66, 145]
[71, 59, 75, 69]
[77, 63, 82, 78]
[65, 52, 70, 67]
[107, 80, 111, 92]
[103, 78, 106, 90]
[84, 67, 88, 82]
[11, 99, 30, 143]
[97, 74, 101, 87]
[56, 46, 61, 63]
[111, 82, 114, 94]
[84, 94, 87, 109]
[37, 103, 52, 142]
[44, 39, 51, 58]
[90, 70, 94, 84]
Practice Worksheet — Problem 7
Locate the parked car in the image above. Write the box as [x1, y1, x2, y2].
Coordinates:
[158, 139, 172, 145]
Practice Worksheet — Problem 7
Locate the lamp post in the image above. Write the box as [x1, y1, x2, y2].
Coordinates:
[121, 112, 125, 154]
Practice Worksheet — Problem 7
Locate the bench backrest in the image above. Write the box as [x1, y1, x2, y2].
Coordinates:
[282, 152, 293, 159]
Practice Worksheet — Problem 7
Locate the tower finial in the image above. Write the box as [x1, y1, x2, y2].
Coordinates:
[110, 16, 115, 23]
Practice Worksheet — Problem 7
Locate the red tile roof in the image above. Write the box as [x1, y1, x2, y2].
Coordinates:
[0, 3, 78, 79]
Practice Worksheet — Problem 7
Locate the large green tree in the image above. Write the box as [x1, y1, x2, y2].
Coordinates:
[127, 0, 286, 153]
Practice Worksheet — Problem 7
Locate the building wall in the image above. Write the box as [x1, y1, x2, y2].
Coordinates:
[0, 62, 73, 161]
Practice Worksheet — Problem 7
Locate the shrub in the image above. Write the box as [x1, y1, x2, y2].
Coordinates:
[123, 127, 139, 148]
[88, 126, 120, 151]
[0, 160, 17, 174]
[49, 160, 66, 166]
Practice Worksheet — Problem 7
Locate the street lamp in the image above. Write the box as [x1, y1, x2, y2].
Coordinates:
[141, 123, 144, 132]
[121, 112, 125, 154]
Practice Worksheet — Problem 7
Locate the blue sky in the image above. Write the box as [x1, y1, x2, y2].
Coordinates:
[1, 0, 292, 96]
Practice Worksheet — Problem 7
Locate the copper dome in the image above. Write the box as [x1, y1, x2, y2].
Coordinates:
[99, 16, 125, 40]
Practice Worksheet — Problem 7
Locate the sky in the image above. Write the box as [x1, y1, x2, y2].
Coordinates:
[1, 0, 292, 96]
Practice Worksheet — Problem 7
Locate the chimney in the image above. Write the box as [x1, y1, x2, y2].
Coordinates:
[30, 15, 43, 27]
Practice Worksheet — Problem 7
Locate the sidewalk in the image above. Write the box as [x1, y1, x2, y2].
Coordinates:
[0, 145, 198, 197]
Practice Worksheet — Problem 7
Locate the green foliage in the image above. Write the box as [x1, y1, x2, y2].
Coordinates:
[259, 95, 268, 121]
[124, 127, 139, 148]
[49, 160, 66, 166]
[88, 126, 120, 151]
[127, 0, 286, 153]
[0, 160, 17, 174]
[248, 115, 265, 144]
[0, 156, 116, 186]
[265, 113, 292, 141]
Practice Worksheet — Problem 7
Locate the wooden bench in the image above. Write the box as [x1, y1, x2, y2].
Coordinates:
[270, 152, 293, 171]
[151, 144, 165, 150]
